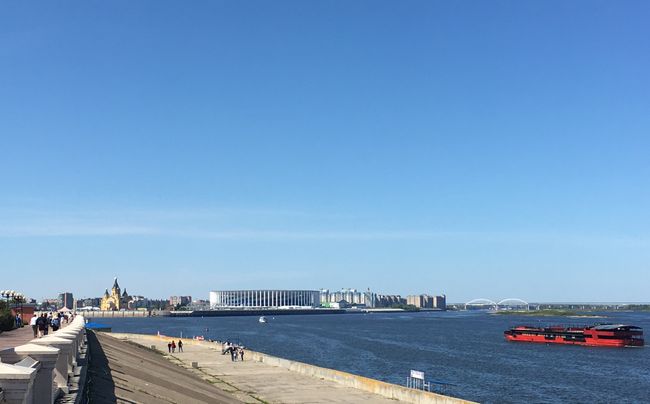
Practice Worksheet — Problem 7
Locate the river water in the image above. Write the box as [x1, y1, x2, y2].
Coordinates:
[90, 311, 650, 403]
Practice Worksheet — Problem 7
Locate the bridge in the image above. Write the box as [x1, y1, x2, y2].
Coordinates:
[464, 298, 529, 311]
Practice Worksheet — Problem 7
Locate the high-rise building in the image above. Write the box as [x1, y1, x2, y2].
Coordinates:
[407, 294, 425, 308]
[319, 288, 376, 307]
[59, 292, 74, 309]
[375, 295, 406, 307]
[319, 289, 330, 304]
[169, 296, 192, 307]
[406, 294, 446, 309]
[434, 295, 446, 310]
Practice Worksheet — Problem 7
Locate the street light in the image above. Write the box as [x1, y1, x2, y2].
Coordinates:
[0, 290, 15, 302]
[1, 290, 25, 312]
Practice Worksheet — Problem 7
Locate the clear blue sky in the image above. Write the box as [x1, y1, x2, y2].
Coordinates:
[1, 1, 648, 303]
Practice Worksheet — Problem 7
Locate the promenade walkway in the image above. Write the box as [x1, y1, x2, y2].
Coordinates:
[0, 326, 34, 351]
[111, 332, 432, 404]
[0, 319, 70, 350]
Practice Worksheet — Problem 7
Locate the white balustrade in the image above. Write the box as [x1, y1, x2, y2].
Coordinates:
[0, 315, 86, 404]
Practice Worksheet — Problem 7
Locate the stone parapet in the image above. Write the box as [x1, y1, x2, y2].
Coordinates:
[0, 362, 37, 404]
[0, 315, 86, 404]
[30, 336, 75, 393]
[0, 343, 60, 404]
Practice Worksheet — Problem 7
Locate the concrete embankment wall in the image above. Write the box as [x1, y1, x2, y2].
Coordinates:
[247, 351, 474, 404]
[111, 332, 475, 404]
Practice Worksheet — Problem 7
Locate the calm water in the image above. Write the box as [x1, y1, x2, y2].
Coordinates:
[91, 311, 650, 403]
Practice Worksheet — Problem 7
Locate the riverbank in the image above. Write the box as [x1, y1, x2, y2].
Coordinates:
[170, 308, 346, 317]
[84, 308, 445, 319]
[493, 309, 605, 317]
[86, 330, 240, 403]
[108, 331, 475, 404]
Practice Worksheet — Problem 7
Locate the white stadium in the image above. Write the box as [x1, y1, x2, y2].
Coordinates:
[209, 290, 320, 309]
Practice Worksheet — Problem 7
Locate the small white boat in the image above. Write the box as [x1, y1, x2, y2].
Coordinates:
[259, 316, 267, 323]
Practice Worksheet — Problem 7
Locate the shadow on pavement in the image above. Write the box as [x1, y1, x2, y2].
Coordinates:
[85, 330, 118, 403]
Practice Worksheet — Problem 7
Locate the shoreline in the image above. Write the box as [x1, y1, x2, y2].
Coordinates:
[81, 308, 449, 318]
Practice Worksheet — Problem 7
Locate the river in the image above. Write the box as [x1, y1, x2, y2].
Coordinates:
[89, 311, 650, 403]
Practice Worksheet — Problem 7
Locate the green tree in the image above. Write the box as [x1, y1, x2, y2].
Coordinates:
[0, 301, 15, 331]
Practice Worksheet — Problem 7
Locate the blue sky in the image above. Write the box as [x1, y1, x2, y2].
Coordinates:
[1, 1, 648, 302]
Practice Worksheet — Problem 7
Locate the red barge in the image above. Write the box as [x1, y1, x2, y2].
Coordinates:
[504, 324, 644, 347]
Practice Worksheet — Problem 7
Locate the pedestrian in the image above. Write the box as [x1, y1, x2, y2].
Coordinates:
[239, 347, 244, 361]
[44, 313, 51, 335]
[36, 314, 47, 338]
[230, 347, 236, 362]
[15, 313, 22, 328]
[51, 316, 60, 332]
[167, 341, 172, 353]
[171, 341, 176, 353]
[30, 315, 38, 337]
[178, 340, 183, 352]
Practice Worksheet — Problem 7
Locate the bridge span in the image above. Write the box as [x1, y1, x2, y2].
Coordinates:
[464, 297, 529, 311]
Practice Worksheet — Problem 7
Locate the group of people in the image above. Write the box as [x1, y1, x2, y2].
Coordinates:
[167, 340, 183, 353]
[222, 342, 245, 362]
[29, 312, 73, 337]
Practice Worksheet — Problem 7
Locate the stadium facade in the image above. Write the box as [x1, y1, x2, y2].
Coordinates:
[209, 290, 320, 309]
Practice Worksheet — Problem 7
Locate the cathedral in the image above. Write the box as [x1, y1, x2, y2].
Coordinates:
[100, 278, 131, 311]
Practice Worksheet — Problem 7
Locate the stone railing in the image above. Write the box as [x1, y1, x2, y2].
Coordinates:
[0, 315, 87, 404]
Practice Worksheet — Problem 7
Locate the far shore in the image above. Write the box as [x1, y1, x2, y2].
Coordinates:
[492, 309, 606, 318]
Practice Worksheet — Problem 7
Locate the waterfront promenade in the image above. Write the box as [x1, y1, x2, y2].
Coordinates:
[0, 325, 37, 351]
[111, 332, 474, 404]
[0, 317, 74, 350]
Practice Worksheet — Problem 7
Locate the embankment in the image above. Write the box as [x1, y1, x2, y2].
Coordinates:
[110, 332, 476, 404]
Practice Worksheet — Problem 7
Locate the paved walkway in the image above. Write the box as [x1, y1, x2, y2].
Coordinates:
[0, 325, 34, 351]
[112, 332, 401, 404]
[0, 320, 70, 350]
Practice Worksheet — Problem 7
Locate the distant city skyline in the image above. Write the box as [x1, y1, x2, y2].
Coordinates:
[1, 1, 649, 302]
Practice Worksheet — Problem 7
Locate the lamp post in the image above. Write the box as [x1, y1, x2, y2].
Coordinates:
[14, 292, 25, 314]
[0, 290, 15, 305]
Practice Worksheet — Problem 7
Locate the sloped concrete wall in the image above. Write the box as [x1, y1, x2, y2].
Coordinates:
[111, 333, 476, 404]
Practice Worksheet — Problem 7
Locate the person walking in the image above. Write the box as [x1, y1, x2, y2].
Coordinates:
[230, 347, 236, 362]
[178, 340, 183, 352]
[167, 341, 172, 353]
[36, 314, 47, 338]
[171, 341, 176, 353]
[51, 316, 60, 332]
[239, 347, 244, 361]
[44, 313, 51, 335]
[30, 315, 38, 337]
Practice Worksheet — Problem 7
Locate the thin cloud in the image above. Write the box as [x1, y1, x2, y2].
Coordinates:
[0, 206, 647, 247]
[166, 229, 452, 240]
[0, 224, 449, 240]
[0, 225, 158, 237]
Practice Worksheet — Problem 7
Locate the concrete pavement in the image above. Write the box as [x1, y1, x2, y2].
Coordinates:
[0, 317, 71, 351]
[112, 332, 404, 404]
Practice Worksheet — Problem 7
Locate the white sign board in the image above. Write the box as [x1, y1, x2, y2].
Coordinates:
[410, 370, 425, 380]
